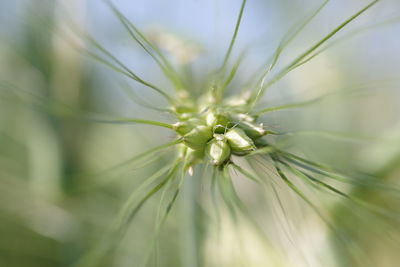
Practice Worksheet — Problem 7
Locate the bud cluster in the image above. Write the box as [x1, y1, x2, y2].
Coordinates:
[172, 100, 268, 168]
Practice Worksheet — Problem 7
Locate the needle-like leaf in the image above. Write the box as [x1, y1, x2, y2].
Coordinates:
[219, 0, 247, 71]
[253, 0, 379, 102]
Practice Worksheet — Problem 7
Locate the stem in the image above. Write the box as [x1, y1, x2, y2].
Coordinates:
[86, 117, 174, 129]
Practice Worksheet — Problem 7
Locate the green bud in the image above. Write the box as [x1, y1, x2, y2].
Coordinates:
[225, 128, 255, 155]
[173, 118, 202, 136]
[206, 110, 232, 134]
[183, 125, 213, 150]
[206, 111, 230, 126]
[206, 138, 231, 166]
[234, 113, 255, 123]
[239, 121, 266, 139]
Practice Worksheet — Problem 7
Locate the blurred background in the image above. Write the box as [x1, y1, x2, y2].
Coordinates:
[0, 0, 400, 266]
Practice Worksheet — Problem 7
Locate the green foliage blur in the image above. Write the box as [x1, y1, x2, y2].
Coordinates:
[0, 1, 400, 267]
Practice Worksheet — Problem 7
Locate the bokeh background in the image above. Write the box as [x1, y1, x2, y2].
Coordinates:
[0, 0, 400, 266]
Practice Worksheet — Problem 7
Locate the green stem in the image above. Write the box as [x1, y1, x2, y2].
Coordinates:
[86, 117, 174, 129]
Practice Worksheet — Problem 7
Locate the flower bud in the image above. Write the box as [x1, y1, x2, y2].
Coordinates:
[206, 111, 232, 134]
[234, 113, 255, 123]
[206, 138, 231, 166]
[183, 125, 213, 150]
[225, 128, 255, 155]
[173, 118, 202, 136]
[239, 121, 266, 139]
[206, 111, 230, 126]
